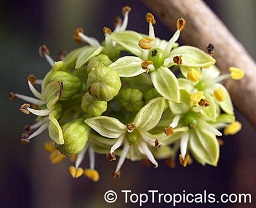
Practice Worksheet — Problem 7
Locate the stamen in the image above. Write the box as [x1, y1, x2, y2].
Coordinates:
[88, 146, 95, 170]
[206, 43, 214, 56]
[201, 121, 222, 136]
[173, 55, 182, 65]
[103, 27, 112, 36]
[198, 99, 210, 107]
[218, 139, 224, 146]
[127, 123, 136, 132]
[164, 126, 175, 136]
[39, 45, 55, 67]
[28, 81, 45, 100]
[176, 18, 186, 31]
[44, 141, 55, 152]
[113, 170, 121, 179]
[75, 144, 88, 168]
[50, 150, 66, 164]
[27, 74, 37, 85]
[138, 38, 154, 50]
[229, 67, 244, 80]
[154, 139, 162, 149]
[110, 134, 125, 153]
[21, 133, 30, 144]
[187, 68, 202, 82]
[114, 141, 130, 176]
[145, 13, 156, 38]
[118, 6, 131, 31]
[9, 92, 16, 101]
[20, 121, 49, 142]
[29, 117, 49, 130]
[73, 27, 100, 47]
[180, 133, 189, 159]
[20, 104, 50, 116]
[57, 51, 67, 61]
[141, 60, 153, 73]
[213, 88, 226, 102]
[224, 121, 242, 135]
[190, 91, 205, 105]
[179, 154, 190, 167]
[14, 93, 45, 106]
[69, 166, 84, 178]
[163, 30, 180, 57]
[84, 169, 100, 182]
[20, 104, 31, 114]
[138, 141, 158, 168]
[106, 152, 116, 161]
[114, 16, 122, 28]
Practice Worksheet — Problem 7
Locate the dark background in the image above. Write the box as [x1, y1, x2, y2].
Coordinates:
[1, 0, 255, 207]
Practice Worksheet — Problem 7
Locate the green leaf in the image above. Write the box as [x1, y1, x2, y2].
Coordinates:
[109, 56, 145, 77]
[85, 116, 126, 138]
[178, 78, 195, 92]
[110, 31, 144, 57]
[133, 97, 165, 132]
[200, 93, 218, 122]
[167, 46, 216, 68]
[48, 111, 64, 145]
[151, 67, 180, 102]
[169, 89, 191, 114]
[75, 46, 103, 69]
[189, 129, 219, 166]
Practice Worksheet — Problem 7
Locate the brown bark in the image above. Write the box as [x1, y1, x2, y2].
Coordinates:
[141, 0, 256, 126]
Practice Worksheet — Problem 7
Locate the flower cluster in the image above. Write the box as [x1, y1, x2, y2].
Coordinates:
[10, 6, 244, 180]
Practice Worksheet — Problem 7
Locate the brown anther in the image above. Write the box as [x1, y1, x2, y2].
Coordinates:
[9, 92, 16, 101]
[145, 13, 156, 24]
[31, 104, 38, 110]
[103, 27, 112, 36]
[122, 6, 131, 16]
[39, 45, 50, 57]
[73, 27, 84, 43]
[58, 81, 63, 98]
[173, 55, 182, 65]
[113, 170, 121, 179]
[106, 153, 116, 161]
[27, 74, 37, 85]
[164, 126, 175, 136]
[176, 18, 186, 31]
[141, 61, 153, 73]
[138, 38, 154, 50]
[166, 158, 176, 168]
[20, 104, 30, 114]
[218, 138, 224, 146]
[114, 16, 122, 27]
[188, 122, 196, 129]
[179, 154, 190, 167]
[206, 43, 214, 56]
[21, 133, 30, 144]
[23, 125, 31, 133]
[57, 51, 67, 61]
[155, 139, 162, 149]
[198, 99, 210, 107]
[21, 138, 30, 144]
[127, 123, 136, 132]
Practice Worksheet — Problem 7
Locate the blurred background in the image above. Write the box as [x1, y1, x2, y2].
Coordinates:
[1, 0, 255, 207]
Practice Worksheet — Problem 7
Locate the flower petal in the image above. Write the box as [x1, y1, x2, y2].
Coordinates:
[134, 97, 165, 132]
[151, 67, 180, 102]
[85, 116, 126, 138]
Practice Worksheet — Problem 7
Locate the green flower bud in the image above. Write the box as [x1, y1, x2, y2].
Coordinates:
[55, 119, 90, 156]
[144, 88, 160, 103]
[81, 92, 107, 116]
[87, 66, 121, 101]
[118, 88, 144, 111]
[87, 54, 112, 73]
[43, 70, 82, 101]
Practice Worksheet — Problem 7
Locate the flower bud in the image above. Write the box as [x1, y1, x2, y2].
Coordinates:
[87, 66, 121, 101]
[87, 54, 112, 73]
[81, 92, 107, 116]
[55, 119, 90, 156]
[43, 70, 82, 101]
[144, 88, 160, 103]
[118, 88, 144, 111]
